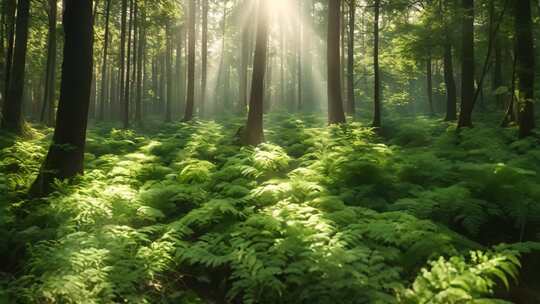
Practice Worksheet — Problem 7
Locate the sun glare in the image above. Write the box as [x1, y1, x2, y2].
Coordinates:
[268, 0, 291, 14]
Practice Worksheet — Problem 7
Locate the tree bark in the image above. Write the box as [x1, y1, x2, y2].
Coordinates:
[200, 0, 208, 117]
[123, 0, 134, 128]
[135, 3, 144, 124]
[99, 0, 111, 121]
[427, 55, 434, 115]
[241, 0, 269, 146]
[31, 0, 94, 196]
[327, 0, 346, 125]
[40, 0, 57, 126]
[372, 0, 381, 127]
[346, 0, 356, 115]
[443, 42, 457, 121]
[166, 25, 173, 122]
[184, 0, 196, 121]
[458, 0, 475, 128]
[2, 0, 16, 109]
[514, 0, 535, 137]
[1, 0, 30, 134]
[119, 0, 128, 124]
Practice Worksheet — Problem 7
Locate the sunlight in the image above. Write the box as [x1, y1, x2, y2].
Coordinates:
[268, 0, 292, 15]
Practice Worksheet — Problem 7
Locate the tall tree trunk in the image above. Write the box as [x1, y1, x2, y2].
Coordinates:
[372, 0, 381, 127]
[0, 1, 5, 107]
[514, 0, 535, 137]
[123, 0, 134, 128]
[458, 0, 475, 128]
[31, 0, 94, 196]
[2, 0, 16, 109]
[200, 0, 208, 117]
[443, 42, 457, 121]
[135, 3, 144, 124]
[241, 0, 269, 146]
[40, 0, 57, 126]
[1, 0, 30, 134]
[426, 55, 434, 115]
[99, 0, 111, 121]
[240, 24, 249, 113]
[303, 0, 314, 111]
[119, 0, 128, 124]
[327, 0, 346, 125]
[166, 26, 173, 122]
[492, 34, 503, 107]
[184, 0, 196, 121]
[297, 0, 303, 111]
[346, 0, 356, 115]
[176, 27, 185, 115]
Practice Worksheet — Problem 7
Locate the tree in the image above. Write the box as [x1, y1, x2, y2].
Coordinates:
[183, 0, 196, 121]
[31, 0, 94, 196]
[514, 0, 535, 137]
[200, 0, 208, 117]
[442, 0, 457, 121]
[99, 0, 111, 121]
[241, 0, 269, 146]
[1, 0, 31, 134]
[2, 0, 16, 109]
[372, 0, 381, 128]
[40, 0, 58, 126]
[458, 0, 474, 128]
[327, 0, 346, 125]
[119, 0, 128, 126]
[346, 0, 356, 116]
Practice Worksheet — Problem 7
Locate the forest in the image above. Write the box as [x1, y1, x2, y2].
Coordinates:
[0, 0, 539, 303]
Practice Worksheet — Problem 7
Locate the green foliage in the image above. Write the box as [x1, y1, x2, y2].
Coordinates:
[1, 116, 539, 303]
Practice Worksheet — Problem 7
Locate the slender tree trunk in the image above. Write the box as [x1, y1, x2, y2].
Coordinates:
[346, 0, 356, 115]
[40, 0, 57, 126]
[135, 3, 144, 124]
[184, 0, 196, 121]
[99, 0, 111, 121]
[0, 2, 6, 107]
[200, 0, 208, 117]
[241, 0, 269, 146]
[297, 0, 303, 111]
[1, 0, 30, 134]
[443, 42, 457, 121]
[493, 34, 503, 107]
[327, 0, 346, 125]
[303, 0, 314, 111]
[240, 24, 249, 113]
[458, 0, 475, 128]
[123, 0, 134, 128]
[372, 0, 381, 127]
[166, 26, 173, 122]
[514, 0, 535, 137]
[427, 55, 434, 115]
[119, 0, 128, 124]
[176, 27, 185, 115]
[31, 0, 94, 196]
[2, 0, 16, 108]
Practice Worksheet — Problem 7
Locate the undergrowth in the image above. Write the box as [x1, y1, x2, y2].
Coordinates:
[1, 115, 539, 303]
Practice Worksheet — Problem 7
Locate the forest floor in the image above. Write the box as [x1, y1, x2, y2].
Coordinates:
[1, 113, 540, 303]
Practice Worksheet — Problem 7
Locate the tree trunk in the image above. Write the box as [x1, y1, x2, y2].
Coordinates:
[241, 0, 269, 146]
[346, 0, 356, 115]
[372, 0, 381, 127]
[492, 34, 503, 107]
[458, 0, 475, 128]
[123, 0, 134, 128]
[99, 0, 111, 121]
[184, 0, 196, 121]
[135, 4, 144, 124]
[200, 0, 208, 117]
[40, 0, 57, 126]
[176, 27, 185, 115]
[166, 26, 173, 122]
[514, 0, 535, 137]
[119, 0, 128, 124]
[427, 55, 434, 115]
[31, 0, 93, 196]
[240, 24, 249, 113]
[297, 0, 303, 111]
[327, 0, 346, 125]
[1, 0, 30, 134]
[443, 41, 457, 121]
[2, 0, 16, 109]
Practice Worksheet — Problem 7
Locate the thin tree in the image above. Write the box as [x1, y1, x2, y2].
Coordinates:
[2, 0, 16, 107]
[241, 0, 269, 146]
[119, 0, 128, 124]
[442, 0, 457, 121]
[1, 0, 31, 134]
[135, 2, 145, 124]
[346, 0, 356, 115]
[327, 0, 346, 125]
[165, 25, 173, 122]
[99, 0, 111, 121]
[200, 0, 208, 117]
[514, 0, 535, 137]
[31, 0, 94, 196]
[372, 0, 381, 127]
[40, 0, 58, 126]
[184, 0, 196, 121]
[123, 0, 134, 128]
[457, 0, 474, 128]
